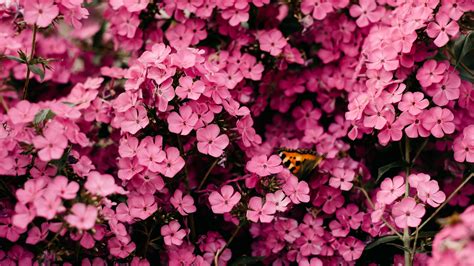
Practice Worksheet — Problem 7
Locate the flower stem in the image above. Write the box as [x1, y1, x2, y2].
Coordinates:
[198, 158, 219, 190]
[213, 222, 244, 265]
[412, 172, 474, 236]
[403, 137, 412, 266]
[355, 186, 403, 238]
[22, 24, 38, 100]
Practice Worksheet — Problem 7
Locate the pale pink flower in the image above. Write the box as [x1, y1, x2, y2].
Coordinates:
[246, 155, 283, 177]
[208, 185, 241, 214]
[282, 176, 310, 204]
[392, 198, 425, 228]
[246, 196, 276, 223]
[417, 180, 446, 207]
[23, 0, 59, 27]
[84, 171, 119, 197]
[65, 203, 98, 230]
[196, 124, 229, 157]
[170, 189, 196, 216]
[376, 176, 405, 205]
[161, 220, 186, 246]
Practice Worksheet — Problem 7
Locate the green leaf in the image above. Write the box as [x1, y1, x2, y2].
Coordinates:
[457, 32, 474, 65]
[365, 235, 400, 250]
[28, 64, 45, 81]
[33, 109, 55, 126]
[376, 161, 404, 183]
[5, 55, 26, 63]
[229, 256, 265, 266]
[386, 243, 412, 254]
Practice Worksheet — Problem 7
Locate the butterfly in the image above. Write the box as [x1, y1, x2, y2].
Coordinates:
[277, 148, 324, 179]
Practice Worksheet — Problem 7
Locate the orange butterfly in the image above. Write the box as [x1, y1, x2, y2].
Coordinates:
[277, 148, 324, 179]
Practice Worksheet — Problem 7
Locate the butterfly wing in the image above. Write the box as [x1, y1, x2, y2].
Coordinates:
[278, 149, 323, 179]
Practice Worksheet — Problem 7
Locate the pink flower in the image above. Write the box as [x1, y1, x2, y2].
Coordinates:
[339, 237, 365, 261]
[417, 180, 446, 207]
[196, 124, 229, 157]
[84, 171, 119, 197]
[246, 196, 276, 223]
[34, 193, 65, 219]
[136, 136, 166, 172]
[170, 189, 196, 216]
[377, 113, 403, 146]
[416, 60, 448, 87]
[128, 194, 157, 220]
[426, 12, 459, 47]
[398, 92, 429, 115]
[175, 76, 205, 100]
[155, 147, 185, 178]
[408, 173, 431, 188]
[8, 100, 40, 124]
[47, 175, 79, 200]
[65, 203, 98, 230]
[160, 220, 186, 246]
[425, 72, 461, 106]
[349, 0, 383, 27]
[167, 105, 198, 135]
[421, 107, 455, 138]
[367, 47, 399, 71]
[329, 168, 355, 191]
[258, 29, 287, 56]
[33, 124, 68, 162]
[12, 203, 35, 229]
[23, 0, 59, 28]
[313, 186, 345, 214]
[301, 0, 333, 20]
[282, 176, 310, 204]
[120, 106, 149, 134]
[246, 155, 283, 177]
[376, 176, 405, 205]
[16, 178, 47, 204]
[391, 198, 425, 228]
[265, 190, 291, 212]
[208, 185, 241, 214]
[108, 238, 136, 259]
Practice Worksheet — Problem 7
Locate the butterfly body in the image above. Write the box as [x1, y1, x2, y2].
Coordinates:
[278, 148, 323, 179]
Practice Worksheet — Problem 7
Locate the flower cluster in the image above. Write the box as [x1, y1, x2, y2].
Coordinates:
[0, 0, 473, 265]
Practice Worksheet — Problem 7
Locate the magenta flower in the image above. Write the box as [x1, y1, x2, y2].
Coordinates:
[65, 203, 98, 230]
[258, 29, 287, 56]
[120, 106, 149, 134]
[417, 180, 446, 208]
[208, 185, 241, 214]
[84, 171, 119, 197]
[282, 176, 310, 204]
[23, 0, 59, 28]
[391, 198, 426, 228]
[175, 76, 205, 100]
[367, 47, 399, 71]
[136, 136, 166, 172]
[329, 168, 355, 191]
[170, 189, 196, 216]
[32, 124, 68, 162]
[425, 72, 461, 106]
[167, 105, 198, 136]
[398, 92, 429, 115]
[48, 175, 79, 200]
[416, 60, 448, 87]
[376, 176, 405, 205]
[339, 237, 364, 261]
[246, 154, 283, 177]
[155, 147, 185, 178]
[301, 0, 333, 20]
[160, 220, 186, 246]
[426, 12, 459, 47]
[246, 196, 276, 223]
[421, 107, 455, 138]
[196, 124, 230, 157]
[349, 0, 383, 27]
[128, 194, 157, 220]
[7, 100, 40, 124]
